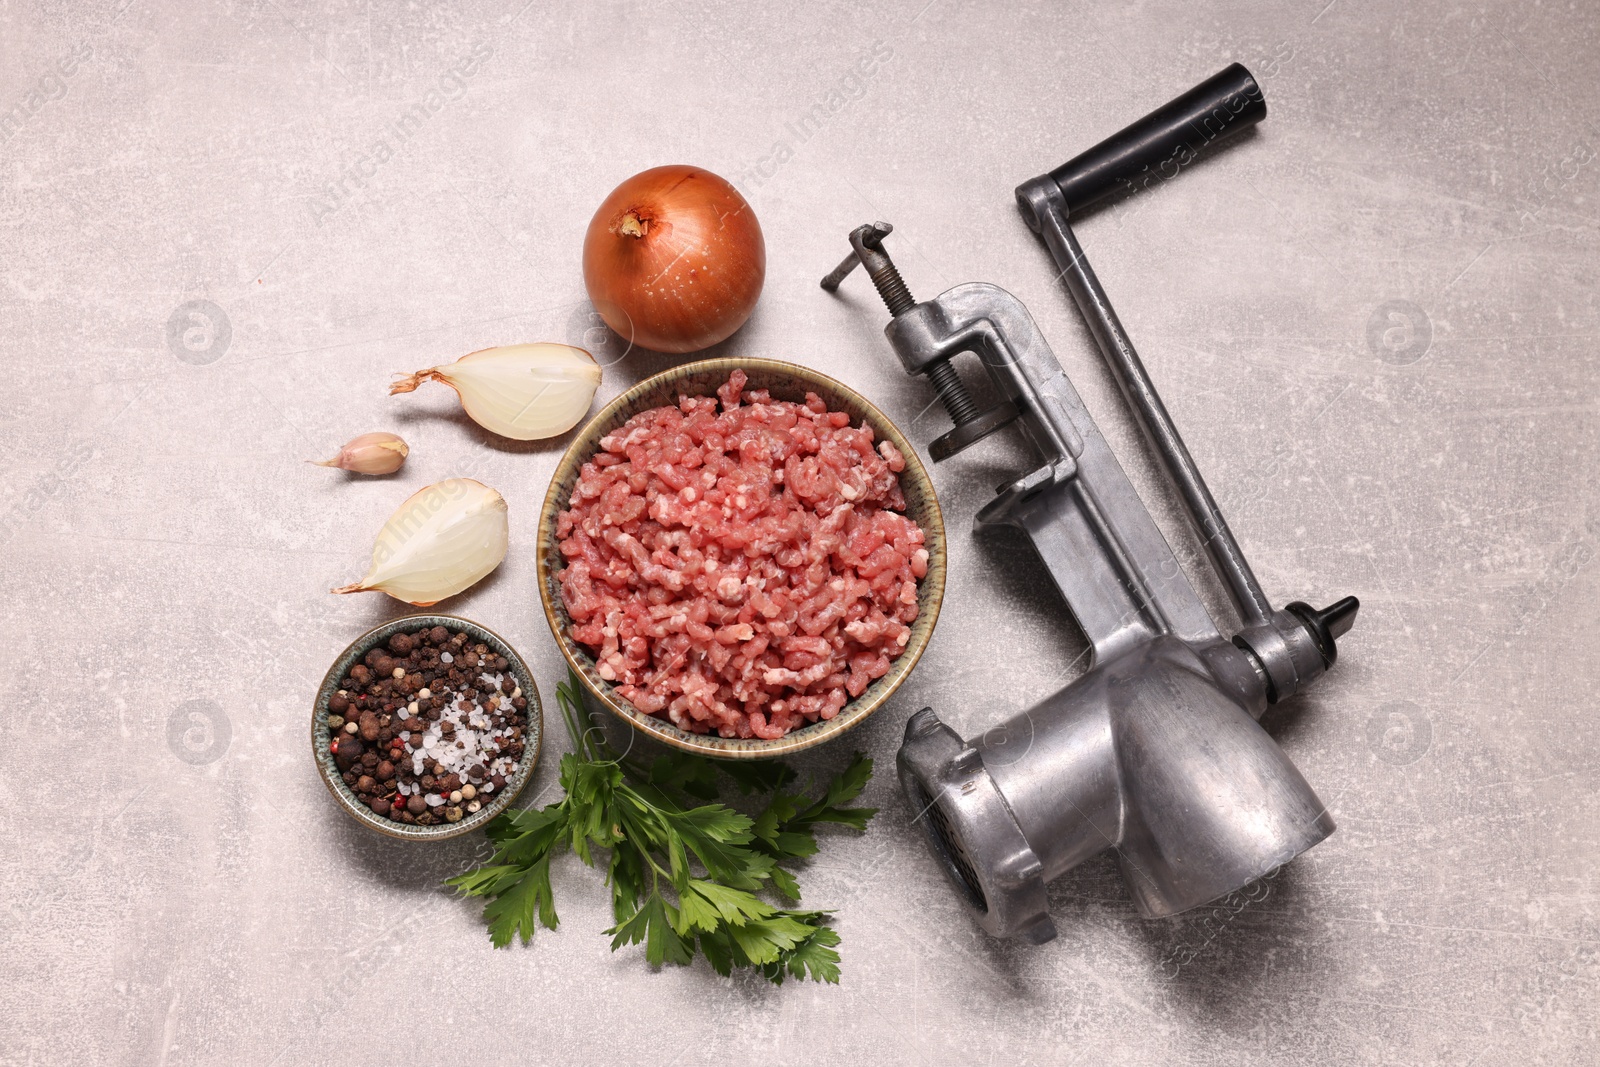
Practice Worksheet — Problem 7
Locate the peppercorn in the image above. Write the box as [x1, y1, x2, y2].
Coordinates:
[332, 623, 526, 830]
[334, 738, 364, 770]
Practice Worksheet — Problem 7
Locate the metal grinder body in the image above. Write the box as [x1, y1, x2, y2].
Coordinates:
[824, 64, 1359, 943]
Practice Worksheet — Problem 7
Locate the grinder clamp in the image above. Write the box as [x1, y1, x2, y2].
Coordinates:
[823, 64, 1358, 942]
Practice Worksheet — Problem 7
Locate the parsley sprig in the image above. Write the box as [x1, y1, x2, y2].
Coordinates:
[446, 671, 877, 984]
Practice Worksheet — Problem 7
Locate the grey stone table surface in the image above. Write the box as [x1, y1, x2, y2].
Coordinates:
[3, 0, 1596, 1064]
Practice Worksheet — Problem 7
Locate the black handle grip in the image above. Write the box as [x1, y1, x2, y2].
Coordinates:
[1047, 63, 1266, 215]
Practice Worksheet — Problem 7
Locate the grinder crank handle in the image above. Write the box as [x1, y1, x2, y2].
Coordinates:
[1014, 62, 1359, 701]
[1042, 63, 1265, 217]
[1015, 62, 1275, 631]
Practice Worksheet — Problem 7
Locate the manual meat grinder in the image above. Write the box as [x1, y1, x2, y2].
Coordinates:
[823, 64, 1358, 942]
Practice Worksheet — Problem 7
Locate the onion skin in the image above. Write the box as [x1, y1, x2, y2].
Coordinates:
[582, 165, 765, 355]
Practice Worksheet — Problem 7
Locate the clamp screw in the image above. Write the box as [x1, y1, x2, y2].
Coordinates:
[822, 222, 984, 433]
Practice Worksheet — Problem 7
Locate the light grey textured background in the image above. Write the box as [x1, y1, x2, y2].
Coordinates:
[3, 0, 1597, 1064]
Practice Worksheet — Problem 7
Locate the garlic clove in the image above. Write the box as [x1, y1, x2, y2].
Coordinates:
[389, 343, 602, 441]
[311, 431, 409, 475]
[331, 478, 508, 606]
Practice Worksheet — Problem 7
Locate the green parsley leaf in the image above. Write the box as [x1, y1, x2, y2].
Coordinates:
[752, 753, 879, 867]
[767, 922, 842, 985]
[718, 759, 797, 795]
[647, 751, 721, 800]
[696, 925, 736, 976]
[727, 913, 818, 965]
[789, 752, 878, 831]
[768, 863, 803, 903]
[607, 892, 694, 968]
[676, 878, 775, 933]
[476, 852, 557, 947]
[446, 669, 878, 983]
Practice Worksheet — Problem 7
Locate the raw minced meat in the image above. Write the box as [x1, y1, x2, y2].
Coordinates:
[556, 369, 929, 740]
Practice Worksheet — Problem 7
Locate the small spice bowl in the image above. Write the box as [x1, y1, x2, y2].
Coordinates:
[537, 357, 947, 760]
[312, 613, 542, 840]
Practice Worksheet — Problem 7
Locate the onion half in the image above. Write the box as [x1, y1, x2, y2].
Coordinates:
[331, 478, 508, 606]
[390, 343, 602, 441]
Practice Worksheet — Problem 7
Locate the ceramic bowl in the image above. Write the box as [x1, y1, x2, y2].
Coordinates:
[312, 613, 542, 839]
[537, 357, 946, 759]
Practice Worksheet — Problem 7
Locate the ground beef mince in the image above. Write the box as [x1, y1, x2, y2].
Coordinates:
[556, 370, 929, 740]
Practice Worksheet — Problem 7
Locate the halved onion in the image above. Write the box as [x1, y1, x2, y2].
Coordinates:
[390, 343, 602, 440]
[331, 478, 508, 606]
